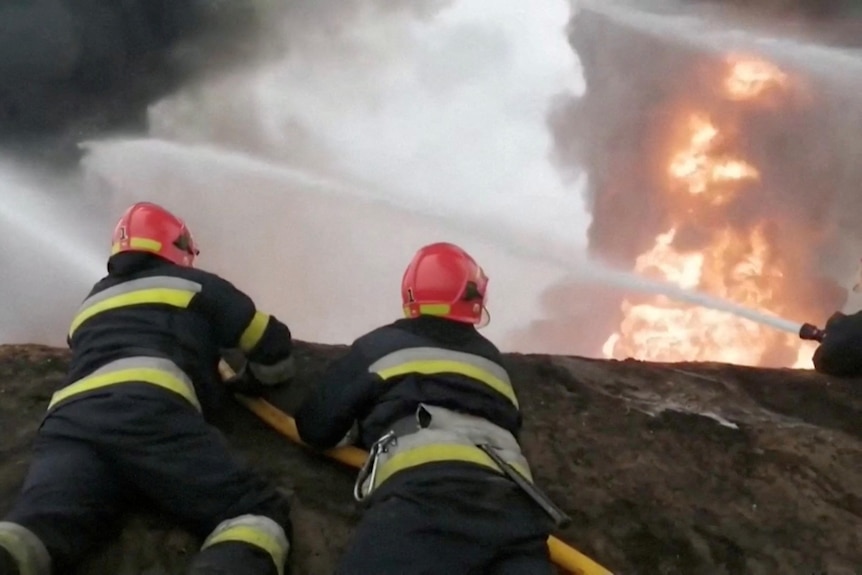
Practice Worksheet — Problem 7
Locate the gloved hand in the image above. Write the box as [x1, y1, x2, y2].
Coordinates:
[799, 322, 826, 342]
[224, 364, 269, 397]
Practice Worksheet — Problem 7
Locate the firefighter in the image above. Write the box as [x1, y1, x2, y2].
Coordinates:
[801, 310, 862, 376]
[294, 242, 560, 575]
[0, 202, 295, 575]
[799, 261, 862, 377]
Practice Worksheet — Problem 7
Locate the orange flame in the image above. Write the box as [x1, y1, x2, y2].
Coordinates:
[602, 56, 817, 368]
[667, 114, 758, 203]
[724, 56, 789, 101]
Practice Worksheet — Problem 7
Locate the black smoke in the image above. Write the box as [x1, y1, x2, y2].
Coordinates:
[0, 0, 447, 165]
[0, 1, 211, 141]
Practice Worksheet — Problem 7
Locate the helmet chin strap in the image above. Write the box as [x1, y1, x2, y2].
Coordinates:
[476, 306, 491, 329]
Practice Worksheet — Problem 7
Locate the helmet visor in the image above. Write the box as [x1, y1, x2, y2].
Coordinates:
[174, 231, 200, 257]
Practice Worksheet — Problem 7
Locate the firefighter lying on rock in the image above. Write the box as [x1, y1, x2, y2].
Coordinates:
[0, 202, 296, 575]
[294, 241, 567, 575]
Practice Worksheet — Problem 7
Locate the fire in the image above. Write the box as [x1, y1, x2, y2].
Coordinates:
[667, 114, 758, 202]
[723, 56, 789, 100]
[602, 56, 815, 368]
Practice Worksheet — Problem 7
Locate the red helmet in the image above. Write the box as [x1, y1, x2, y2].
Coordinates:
[401, 242, 489, 325]
[111, 202, 199, 267]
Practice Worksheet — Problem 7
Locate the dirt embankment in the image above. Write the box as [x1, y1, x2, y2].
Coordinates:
[1, 342, 861, 575]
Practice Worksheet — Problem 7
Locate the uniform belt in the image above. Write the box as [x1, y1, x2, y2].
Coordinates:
[387, 414, 423, 438]
[360, 411, 534, 492]
[47, 356, 202, 413]
[372, 435, 534, 489]
[354, 406, 572, 528]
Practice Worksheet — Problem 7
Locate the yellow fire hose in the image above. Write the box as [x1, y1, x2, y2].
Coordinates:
[219, 361, 614, 575]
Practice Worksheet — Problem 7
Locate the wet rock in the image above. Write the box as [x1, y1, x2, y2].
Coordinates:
[1, 343, 860, 574]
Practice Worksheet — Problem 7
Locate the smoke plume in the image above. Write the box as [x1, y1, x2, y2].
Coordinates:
[1, 0, 589, 349]
[515, 1, 862, 365]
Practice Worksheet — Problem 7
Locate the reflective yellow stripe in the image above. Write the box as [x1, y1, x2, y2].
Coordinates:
[202, 514, 289, 575]
[403, 303, 451, 317]
[69, 289, 195, 337]
[111, 237, 163, 255]
[47, 358, 201, 412]
[369, 347, 519, 408]
[48, 368, 200, 412]
[377, 360, 517, 408]
[204, 527, 286, 575]
[376, 360, 518, 408]
[0, 522, 51, 575]
[239, 311, 270, 352]
[68, 276, 202, 338]
[374, 443, 533, 488]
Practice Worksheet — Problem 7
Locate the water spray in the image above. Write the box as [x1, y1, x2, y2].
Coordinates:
[0, 163, 104, 280]
[579, 0, 862, 91]
[81, 138, 814, 342]
[566, 260, 807, 336]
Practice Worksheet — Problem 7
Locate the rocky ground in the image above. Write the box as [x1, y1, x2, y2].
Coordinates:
[1, 342, 860, 575]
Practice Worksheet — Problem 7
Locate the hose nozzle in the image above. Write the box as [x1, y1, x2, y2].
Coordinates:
[799, 322, 826, 342]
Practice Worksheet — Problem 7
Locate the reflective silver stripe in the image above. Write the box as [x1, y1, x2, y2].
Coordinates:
[0, 522, 51, 575]
[368, 347, 519, 408]
[248, 355, 296, 385]
[357, 404, 532, 498]
[69, 275, 203, 337]
[74, 276, 203, 311]
[47, 356, 201, 412]
[202, 514, 290, 575]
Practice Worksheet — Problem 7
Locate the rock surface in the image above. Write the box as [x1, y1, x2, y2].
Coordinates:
[1, 342, 861, 575]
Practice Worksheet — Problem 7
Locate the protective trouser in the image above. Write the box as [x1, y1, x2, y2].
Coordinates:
[341, 404, 556, 575]
[335, 476, 555, 575]
[354, 404, 535, 501]
[0, 389, 291, 575]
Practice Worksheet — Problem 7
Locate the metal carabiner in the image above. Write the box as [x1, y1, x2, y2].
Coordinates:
[353, 430, 396, 502]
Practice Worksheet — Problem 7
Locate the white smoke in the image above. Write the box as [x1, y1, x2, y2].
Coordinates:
[2, 0, 591, 349]
[0, 160, 105, 345]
